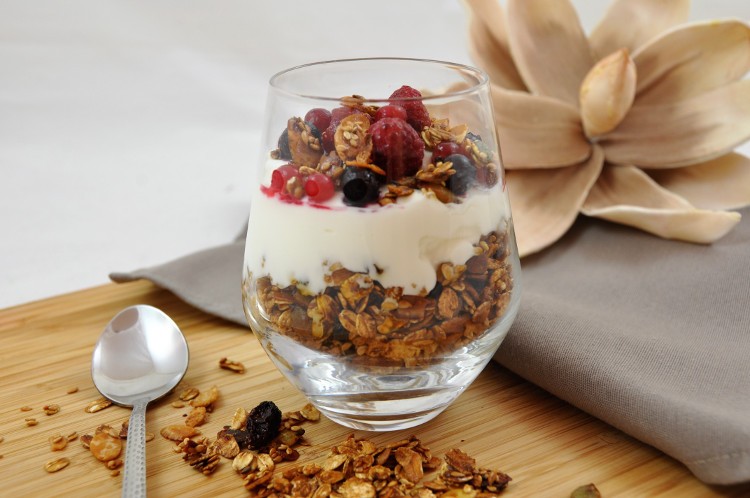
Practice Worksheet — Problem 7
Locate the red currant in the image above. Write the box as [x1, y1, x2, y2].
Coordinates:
[375, 104, 407, 121]
[304, 173, 335, 202]
[270, 164, 300, 193]
[304, 108, 332, 132]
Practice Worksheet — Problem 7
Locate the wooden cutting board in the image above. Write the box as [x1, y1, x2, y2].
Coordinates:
[0, 281, 747, 497]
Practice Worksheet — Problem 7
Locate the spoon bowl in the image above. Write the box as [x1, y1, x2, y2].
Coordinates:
[92, 305, 189, 497]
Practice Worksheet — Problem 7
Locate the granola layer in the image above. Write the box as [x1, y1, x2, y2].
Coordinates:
[243, 230, 513, 365]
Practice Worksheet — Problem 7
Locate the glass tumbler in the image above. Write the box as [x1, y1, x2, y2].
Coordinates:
[242, 58, 522, 431]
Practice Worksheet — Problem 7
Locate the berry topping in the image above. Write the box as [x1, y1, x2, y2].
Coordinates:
[322, 107, 356, 153]
[370, 117, 425, 182]
[304, 173, 335, 202]
[389, 85, 431, 132]
[444, 153, 477, 196]
[432, 141, 470, 163]
[304, 108, 332, 133]
[277, 128, 292, 160]
[375, 104, 408, 122]
[341, 166, 382, 206]
[270, 164, 301, 193]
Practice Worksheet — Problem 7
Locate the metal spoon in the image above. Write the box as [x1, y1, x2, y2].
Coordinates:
[92, 305, 189, 498]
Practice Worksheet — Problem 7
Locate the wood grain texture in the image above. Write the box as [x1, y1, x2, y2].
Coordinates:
[0, 281, 748, 497]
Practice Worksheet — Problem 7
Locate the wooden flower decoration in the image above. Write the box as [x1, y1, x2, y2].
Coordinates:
[465, 0, 750, 256]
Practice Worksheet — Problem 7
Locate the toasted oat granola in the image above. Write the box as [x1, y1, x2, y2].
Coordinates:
[245, 230, 512, 365]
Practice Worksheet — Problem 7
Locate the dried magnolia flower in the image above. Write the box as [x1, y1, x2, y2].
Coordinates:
[466, 0, 750, 256]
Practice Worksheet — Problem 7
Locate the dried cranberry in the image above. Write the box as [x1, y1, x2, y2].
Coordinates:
[246, 401, 282, 449]
[389, 85, 431, 132]
[370, 117, 425, 181]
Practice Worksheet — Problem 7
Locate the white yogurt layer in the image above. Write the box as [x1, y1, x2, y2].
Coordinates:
[244, 165, 510, 294]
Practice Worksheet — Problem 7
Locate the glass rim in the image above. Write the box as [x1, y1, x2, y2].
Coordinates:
[268, 57, 489, 102]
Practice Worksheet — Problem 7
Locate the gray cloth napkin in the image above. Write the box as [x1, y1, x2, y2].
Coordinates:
[111, 209, 750, 485]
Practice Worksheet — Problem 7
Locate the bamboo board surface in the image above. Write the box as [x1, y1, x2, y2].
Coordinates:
[1, 281, 748, 497]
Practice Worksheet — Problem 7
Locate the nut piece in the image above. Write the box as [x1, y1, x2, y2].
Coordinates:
[219, 357, 246, 374]
[90, 432, 123, 462]
[190, 385, 219, 408]
[212, 431, 240, 459]
[185, 406, 209, 428]
[43, 404, 60, 416]
[160, 424, 200, 442]
[25, 418, 38, 427]
[66, 387, 79, 394]
[171, 401, 185, 409]
[44, 457, 70, 473]
[231, 407, 248, 430]
[232, 450, 255, 473]
[179, 387, 200, 401]
[571, 483, 602, 498]
[20, 406, 32, 412]
[80, 434, 93, 449]
[49, 434, 68, 451]
[300, 403, 320, 422]
[145, 432, 155, 442]
[85, 397, 112, 413]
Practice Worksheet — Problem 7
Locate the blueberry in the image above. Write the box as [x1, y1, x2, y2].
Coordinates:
[341, 167, 382, 206]
[277, 128, 291, 160]
[445, 153, 476, 196]
[305, 121, 322, 141]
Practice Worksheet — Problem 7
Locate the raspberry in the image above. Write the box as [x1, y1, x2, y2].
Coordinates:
[370, 117, 425, 181]
[375, 104, 407, 122]
[389, 85, 431, 132]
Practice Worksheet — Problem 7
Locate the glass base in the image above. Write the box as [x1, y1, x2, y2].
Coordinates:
[246, 292, 521, 431]
[311, 390, 460, 431]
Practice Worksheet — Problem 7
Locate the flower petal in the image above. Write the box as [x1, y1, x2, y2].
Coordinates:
[589, 0, 690, 59]
[506, 0, 594, 106]
[582, 164, 741, 243]
[465, 0, 526, 90]
[634, 20, 750, 105]
[648, 153, 750, 210]
[508, 145, 604, 257]
[491, 84, 591, 169]
[601, 80, 750, 168]
[580, 48, 637, 138]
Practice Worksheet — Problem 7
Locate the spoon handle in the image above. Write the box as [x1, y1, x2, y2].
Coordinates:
[122, 399, 148, 498]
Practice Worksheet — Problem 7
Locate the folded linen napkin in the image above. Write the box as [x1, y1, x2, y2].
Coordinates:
[111, 208, 750, 485]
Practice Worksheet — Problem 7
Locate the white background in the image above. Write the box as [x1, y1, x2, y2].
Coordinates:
[2, 0, 749, 308]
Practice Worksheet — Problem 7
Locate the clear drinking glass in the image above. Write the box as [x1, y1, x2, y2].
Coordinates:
[242, 58, 522, 431]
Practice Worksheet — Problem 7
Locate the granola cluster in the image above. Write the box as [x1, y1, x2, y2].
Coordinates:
[246, 231, 512, 364]
[238, 434, 511, 498]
